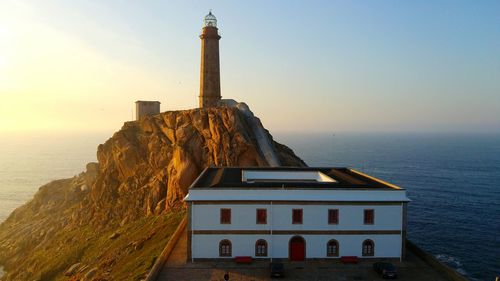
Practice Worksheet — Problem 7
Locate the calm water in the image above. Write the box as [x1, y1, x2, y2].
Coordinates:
[275, 132, 500, 281]
[0, 132, 499, 280]
[0, 132, 108, 223]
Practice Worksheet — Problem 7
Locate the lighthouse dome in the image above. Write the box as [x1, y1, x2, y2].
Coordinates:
[204, 11, 217, 27]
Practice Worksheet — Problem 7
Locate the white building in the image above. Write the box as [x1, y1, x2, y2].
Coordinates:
[184, 167, 410, 261]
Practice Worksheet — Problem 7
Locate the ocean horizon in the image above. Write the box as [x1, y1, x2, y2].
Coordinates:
[1, 131, 499, 280]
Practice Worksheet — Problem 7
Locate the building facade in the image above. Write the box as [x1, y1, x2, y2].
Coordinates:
[184, 168, 410, 261]
[135, 100, 160, 120]
[199, 11, 222, 108]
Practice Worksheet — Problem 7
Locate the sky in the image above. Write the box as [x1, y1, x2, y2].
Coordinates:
[0, 0, 499, 134]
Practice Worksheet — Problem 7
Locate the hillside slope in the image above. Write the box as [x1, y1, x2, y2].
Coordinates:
[0, 107, 305, 281]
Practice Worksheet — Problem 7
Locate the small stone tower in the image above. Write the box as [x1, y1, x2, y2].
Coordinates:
[199, 11, 222, 108]
[135, 101, 160, 120]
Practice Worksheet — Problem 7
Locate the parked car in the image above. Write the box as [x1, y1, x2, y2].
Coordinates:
[270, 261, 285, 278]
[373, 262, 398, 279]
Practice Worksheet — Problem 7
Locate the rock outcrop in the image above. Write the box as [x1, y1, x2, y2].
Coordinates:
[0, 106, 305, 281]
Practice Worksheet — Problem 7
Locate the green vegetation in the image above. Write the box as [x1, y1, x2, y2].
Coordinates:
[1, 210, 185, 281]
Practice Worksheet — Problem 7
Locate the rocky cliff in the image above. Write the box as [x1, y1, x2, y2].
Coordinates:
[0, 107, 305, 281]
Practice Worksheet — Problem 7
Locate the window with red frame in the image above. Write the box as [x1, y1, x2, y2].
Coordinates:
[220, 208, 231, 224]
[255, 239, 268, 256]
[292, 209, 303, 224]
[219, 239, 232, 256]
[327, 239, 339, 257]
[256, 209, 267, 224]
[362, 239, 374, 256]
[328, 209, 339, 224]
[364, 209, 374, 224]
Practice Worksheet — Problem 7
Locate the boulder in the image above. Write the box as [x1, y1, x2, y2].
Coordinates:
[64, 263, 82, 276]
[82, 267, 98, 281]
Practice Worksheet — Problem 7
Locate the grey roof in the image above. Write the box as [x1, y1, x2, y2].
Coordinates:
[190, 167, 402, 190]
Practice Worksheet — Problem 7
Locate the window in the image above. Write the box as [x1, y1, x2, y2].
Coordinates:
[255, 239, 268, 256]
[364, 209, 374, 224]
[220, 208, 231, 224]
[219, 239, 232, 257]
[327, 239, 339, 257]
[256, 209, 267, 224]
[292, 209, 303, 224]
[362, 239, 374, 256]
[328, 209, 339, 224]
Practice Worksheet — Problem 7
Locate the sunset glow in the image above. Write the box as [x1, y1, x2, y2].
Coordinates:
[0, 0, 499, 133]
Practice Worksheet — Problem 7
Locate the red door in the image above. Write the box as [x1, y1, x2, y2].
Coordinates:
[289, 236, 305, 261]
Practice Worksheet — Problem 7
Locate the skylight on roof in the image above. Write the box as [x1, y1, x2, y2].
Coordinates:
[242, 170, 337, 183]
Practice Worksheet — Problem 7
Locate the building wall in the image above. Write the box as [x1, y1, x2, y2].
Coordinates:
[190, 203, 403, 259]
[191, 204, 403, 231]
[191, 234, 402, 259]
[135, 101, 160, 120]
[186, 188, 409, 202]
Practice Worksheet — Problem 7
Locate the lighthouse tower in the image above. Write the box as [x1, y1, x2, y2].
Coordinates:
[199, 11, 222, 108]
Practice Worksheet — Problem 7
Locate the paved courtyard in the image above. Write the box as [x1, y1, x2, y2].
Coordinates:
[157, 227, 449, 281]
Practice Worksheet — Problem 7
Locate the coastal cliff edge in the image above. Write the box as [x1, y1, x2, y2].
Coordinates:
[0, 107, 305, 281]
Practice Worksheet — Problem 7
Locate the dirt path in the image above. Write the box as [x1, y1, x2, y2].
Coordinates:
[164, 226, 188, 266]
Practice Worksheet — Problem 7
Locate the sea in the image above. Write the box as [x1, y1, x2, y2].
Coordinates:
[0, 132, 499, 281]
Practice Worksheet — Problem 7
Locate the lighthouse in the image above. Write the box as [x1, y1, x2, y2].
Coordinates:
[199, 11, 222, 108]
